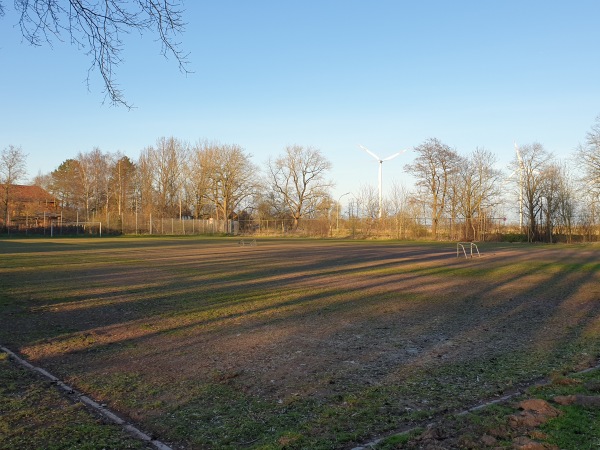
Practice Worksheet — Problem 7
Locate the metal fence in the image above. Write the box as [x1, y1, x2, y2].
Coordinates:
[2, 214, 599, 242]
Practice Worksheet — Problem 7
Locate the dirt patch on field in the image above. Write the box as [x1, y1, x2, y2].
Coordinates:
[383, 372, 600, 450]
[1, 239, 599, 448]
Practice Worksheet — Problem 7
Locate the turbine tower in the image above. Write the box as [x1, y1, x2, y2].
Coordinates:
[359, 145, 405, 219]
[515, 143, 524, 232]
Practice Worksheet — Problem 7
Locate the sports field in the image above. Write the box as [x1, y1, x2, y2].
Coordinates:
[1, 237, 599, 449]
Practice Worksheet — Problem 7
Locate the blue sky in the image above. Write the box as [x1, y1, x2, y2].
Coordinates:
[1, 1, 599, 204]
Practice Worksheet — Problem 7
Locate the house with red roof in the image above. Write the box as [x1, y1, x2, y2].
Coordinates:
[1, 184, 58, 226]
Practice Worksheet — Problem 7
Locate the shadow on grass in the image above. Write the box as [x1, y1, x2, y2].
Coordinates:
[1, 239, 599, 449]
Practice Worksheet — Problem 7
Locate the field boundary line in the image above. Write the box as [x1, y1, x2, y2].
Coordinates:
[352, 360, 600, 450]
[0, 344, 172, 450]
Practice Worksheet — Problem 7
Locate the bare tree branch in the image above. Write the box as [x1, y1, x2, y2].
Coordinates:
[7, 0, 189, 108]
[1, 145, 28, 224]
[404, 138, 460, 238]
[577, 115, 600, 197]
[268, 146, 333, 229]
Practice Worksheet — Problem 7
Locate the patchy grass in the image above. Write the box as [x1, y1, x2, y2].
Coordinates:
[543, 404, 600, 448]
[0, 237, 599, 449]
[0, 353, 145, 450]
[533, 370, 600, 449]
[376, 366, 600, 449]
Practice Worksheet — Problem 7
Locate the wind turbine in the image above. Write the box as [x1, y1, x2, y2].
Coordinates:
[359, 145, 406, 219]
[506, 143, 525, 232]
[515, 143, 524, 232]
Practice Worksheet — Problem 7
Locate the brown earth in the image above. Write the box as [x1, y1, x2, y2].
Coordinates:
[399, 392, 600, 450]
[1, 239, 599, 448]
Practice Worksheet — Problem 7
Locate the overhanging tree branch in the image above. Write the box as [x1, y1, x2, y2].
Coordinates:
[8, 0, 189, 108]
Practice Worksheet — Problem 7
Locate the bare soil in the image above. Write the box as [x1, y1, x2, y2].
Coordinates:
[1, 239, 599, 448]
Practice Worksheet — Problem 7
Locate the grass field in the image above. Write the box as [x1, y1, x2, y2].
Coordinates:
[0, 237, 599, 449]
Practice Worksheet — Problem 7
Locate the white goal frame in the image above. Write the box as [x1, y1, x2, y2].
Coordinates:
[456, 242, 480, 258]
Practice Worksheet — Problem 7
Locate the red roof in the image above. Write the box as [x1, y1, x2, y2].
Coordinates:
[2, 184, 56, 203]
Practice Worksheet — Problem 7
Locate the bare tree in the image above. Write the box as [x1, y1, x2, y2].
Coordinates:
[353, 184, 379, 237]
[509, 143, 553, 242]
[539, 164, 561, 243]
[135, 149, 155, 219]
[540, 162, 576, 242]
[577, 115, 600, 198]
[267, 145, 333, 229]
[388, 181, 411, 239]
[574, 116, 600, 241]
[31, 171, 52, 191]
[404, 138, 460, 238]
[76, 151, 94, 221]
[453, 148, 503, 240]
[0, 145, 28, 224]
[109, 154, 136, 219]
[141, 137, 187, 218]
[3, 0, 189, 107]
[76, 148, 111, 221]
[186, 141, 216, 219]
[355, 184, 379, 220]
[205, 144, 258, 226]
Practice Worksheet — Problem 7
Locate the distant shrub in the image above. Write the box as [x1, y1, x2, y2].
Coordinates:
[501, 233, 528, 243]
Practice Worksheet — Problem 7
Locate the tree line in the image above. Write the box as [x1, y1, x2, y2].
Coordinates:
[2, 116, 600, 241]
[20, 139, 333, 233]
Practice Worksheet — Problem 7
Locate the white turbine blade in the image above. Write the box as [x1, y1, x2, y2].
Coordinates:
[359, 144, 381, 161]
[382, 149, 407, 161]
